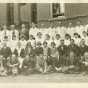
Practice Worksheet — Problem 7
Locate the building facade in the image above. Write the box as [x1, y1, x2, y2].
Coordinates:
[0, 3, 88, 26]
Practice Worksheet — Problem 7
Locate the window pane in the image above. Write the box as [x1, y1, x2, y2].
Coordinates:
[60, 3, 65, 14]
[52, 3, 65, 18]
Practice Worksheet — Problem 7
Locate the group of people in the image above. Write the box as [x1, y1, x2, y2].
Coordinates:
[0, 21, 88, 76]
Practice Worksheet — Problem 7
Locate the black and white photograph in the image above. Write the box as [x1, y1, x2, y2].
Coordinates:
[0, 2, 88, 84]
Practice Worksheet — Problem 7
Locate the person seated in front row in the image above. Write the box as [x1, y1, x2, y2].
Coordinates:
[57, 39, 68, 72]
[35, 42, 43, 73]
[22, 54, 36, 75]
[42, 41, 51, 73]
[48, 42, 59, 72]
[79, 39, 88, 73]
[25, 42, 36, 70]
[0, 42, 12, 70]
[79, 39, 88, 60]
[79, 52, 88, 75]
[64, 39, 80, 73]
[68, 39, 80, 65]
[0, 55, 7, 76]
[7, 54, 19, 76]
[13, 41, 25, 72]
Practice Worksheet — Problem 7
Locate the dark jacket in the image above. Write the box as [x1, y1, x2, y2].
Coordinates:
[0, 47, 12, 58]
[35, 47, 43, 56]
[57, 45, 67, 56]
[25, 47, 35, 56]
[13, 48, 26, 58]
[79, 45, 88, 56]
[68, 44, 80, 56]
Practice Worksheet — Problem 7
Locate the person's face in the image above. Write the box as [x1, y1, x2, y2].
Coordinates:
[56, 35, 60, 40]
[84, 52, 88, 59]
[38, 44, 41, 47]
[77, 21, 81, 26]
[27, 42, 31, 47]
[60, 40, 64, 45]
[22, 24, 25, 28]
[21, 37, 25, 41]
[58, 22, 61, 26]
[45, 35, 50, 40]
[80, 39, 85, 46]
[74, 34, 78, 38]
[32, 23, 36, 28]
[70, 39, 74, 45]
[43, 43, 47, 47]
[83, 32, 87, 37]
[37, 33, 42, 38]
[69, 23, 72, 27]
[11, 25, 15, 30]
[65, 36, 69, 39]
[51, 43, 55, 48]
[13, 37, 16, 40]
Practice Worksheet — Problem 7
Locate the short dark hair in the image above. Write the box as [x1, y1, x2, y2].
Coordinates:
[43, 41, 47, 45]
[51, 42, 56, 46]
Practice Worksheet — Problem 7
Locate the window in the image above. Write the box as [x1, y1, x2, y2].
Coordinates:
[52, 3, 65, 18]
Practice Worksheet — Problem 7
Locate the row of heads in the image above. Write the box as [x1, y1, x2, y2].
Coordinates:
[0, 24, 28, 30]
[0, 20, 86, 29]
[32, 39, 85, 47]
[39, 21, 88, 28]
[30, 31, 88, 39]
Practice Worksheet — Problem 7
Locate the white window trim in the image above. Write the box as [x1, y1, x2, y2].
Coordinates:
[50, 3, 65, 19]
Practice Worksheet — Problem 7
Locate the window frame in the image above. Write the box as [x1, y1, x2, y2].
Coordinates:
[50, 3, 65, 19]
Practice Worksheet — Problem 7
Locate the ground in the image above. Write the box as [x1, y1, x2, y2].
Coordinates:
[0, 73, 88, 83]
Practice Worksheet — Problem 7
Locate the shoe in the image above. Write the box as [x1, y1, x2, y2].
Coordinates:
[55, 67, 62, 72]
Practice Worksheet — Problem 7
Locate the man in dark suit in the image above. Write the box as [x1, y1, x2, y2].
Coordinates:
[0, 42, 12, 68]
[68, 39, 80, 66]
[79, 39, 88, 72]
[57, 39, 67, 67]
